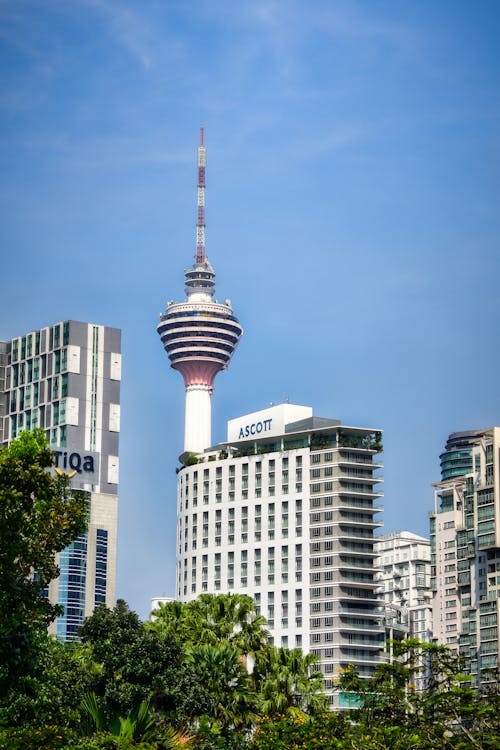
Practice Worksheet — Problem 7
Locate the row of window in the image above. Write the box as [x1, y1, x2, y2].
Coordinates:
[11, 323, 70, 363]
[10, 413, 68, 442]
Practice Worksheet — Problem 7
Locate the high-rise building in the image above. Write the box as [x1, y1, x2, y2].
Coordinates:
[430, 427, 500, 688]
[0, 320, 121, 640]
[175, 403, 385, 707]
[375, 531, 432, 688]
[157, 129, 243, 454]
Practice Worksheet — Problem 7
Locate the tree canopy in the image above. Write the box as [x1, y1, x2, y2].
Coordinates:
[0, 429, 87, 695]
[2, 432, 500, 748]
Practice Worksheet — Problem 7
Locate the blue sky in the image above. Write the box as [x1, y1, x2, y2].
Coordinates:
[1, 0, 499, 618]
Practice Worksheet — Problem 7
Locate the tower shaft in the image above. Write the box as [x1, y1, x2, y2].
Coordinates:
[184, 384, 211, 453]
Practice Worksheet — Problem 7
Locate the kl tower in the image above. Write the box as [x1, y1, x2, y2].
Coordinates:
[157, 129, 243, 454]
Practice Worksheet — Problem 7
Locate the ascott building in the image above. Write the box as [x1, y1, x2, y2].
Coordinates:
[0, 320, 121, 640]
[175, 403, 385, 707]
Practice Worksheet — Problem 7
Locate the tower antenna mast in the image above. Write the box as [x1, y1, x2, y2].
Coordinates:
[195, 127, 206, 265]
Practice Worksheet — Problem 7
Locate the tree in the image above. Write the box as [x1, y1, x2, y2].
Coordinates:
[79, 600, 183, 722]
[0, 637, 95, 729]
[250, 712, 349, 750]
[149, 593, 270, 662]
[253, 647, 328, 717]
[81, 692, 193, 749]
[337, 639, 500, 749]
[0, 429, 88, 695]
[183, 643, 259, 731]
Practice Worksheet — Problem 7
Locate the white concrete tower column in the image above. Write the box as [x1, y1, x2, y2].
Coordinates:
[184, 384, 212, 453]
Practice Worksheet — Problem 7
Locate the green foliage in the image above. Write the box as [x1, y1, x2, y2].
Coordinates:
[0, 724, 78, 750]
[0, 637, 94, 728]
[250, 713, 348, 750]
[79, 600, 182, 721]
[80, 692, 191, 748]
[190, 714, 250, 750]
[0, 429, 88, 695]
[182, 454, 200, 467]
[149, 594, 273, 745]
[7, 585, 500, 750]
[337, 639, 500, 748]
[149, 593, 270, 660]
[182, 642, 258, 730]
[253, 647, 328, 717]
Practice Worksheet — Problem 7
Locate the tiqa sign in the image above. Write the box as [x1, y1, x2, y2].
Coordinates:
[53, 450, 95, 476]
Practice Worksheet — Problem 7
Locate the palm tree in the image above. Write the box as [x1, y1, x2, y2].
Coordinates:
[147, 599, 193, 645]
[148, 593, 270, 664]
[254, 646, 328, 716]
[184, 642, 259, 731]
[81, 692, 192, 748]
[192, 593, 270, 658]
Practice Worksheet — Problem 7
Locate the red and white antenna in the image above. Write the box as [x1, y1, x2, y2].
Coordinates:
[195, 127, 206, 265]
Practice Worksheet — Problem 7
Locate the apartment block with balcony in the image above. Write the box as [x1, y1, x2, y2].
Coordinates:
[175, 403, 385, 708]
[430, 427, 500, 688]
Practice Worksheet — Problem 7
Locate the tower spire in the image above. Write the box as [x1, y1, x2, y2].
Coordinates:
[195, 127, 206, 266]
[157, 130, 243, 453]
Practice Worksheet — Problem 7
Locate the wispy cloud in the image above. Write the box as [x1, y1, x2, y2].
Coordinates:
[3, 128, 192, 171]
[80, 0, 181, 70]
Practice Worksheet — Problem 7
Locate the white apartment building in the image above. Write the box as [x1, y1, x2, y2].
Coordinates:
[375, 530, 432, 689]
[176, 403, 385, 708]
[375, 531, 432, 641]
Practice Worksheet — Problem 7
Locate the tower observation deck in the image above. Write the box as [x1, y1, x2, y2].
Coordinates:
[157, 130, 243, 453]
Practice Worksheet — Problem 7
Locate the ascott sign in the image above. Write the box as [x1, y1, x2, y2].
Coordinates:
[236, 418, 273, 439]
[227, 404, 313, 443]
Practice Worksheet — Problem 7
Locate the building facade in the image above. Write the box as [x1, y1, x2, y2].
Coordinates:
[430, 427, 500, 688]
[176, 403, 385, 707]
[375, 531, 432, 688]
[0, 320, 121, 640]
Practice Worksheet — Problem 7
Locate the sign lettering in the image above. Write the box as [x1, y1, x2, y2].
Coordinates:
[53, 451, 95, 475]
[238, 418, 273, 439]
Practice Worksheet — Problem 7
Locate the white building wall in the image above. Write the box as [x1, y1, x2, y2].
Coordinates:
[176, 408, 385, 707]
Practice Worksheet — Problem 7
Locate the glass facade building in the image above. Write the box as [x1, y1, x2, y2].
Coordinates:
[0, 320, 121, 640]
[430, 427, 500, 689]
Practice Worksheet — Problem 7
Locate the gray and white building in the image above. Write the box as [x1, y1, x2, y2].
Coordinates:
[176, 403, 385, 707]
[375, 531, 433, 689]
[0, 320, 121, 640]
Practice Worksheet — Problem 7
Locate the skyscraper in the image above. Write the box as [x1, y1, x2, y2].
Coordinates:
[0, 320, 121, 640]
[157, 129, 243, 453]
[430, 427, 500, 688]
[175, 403, 385, 708]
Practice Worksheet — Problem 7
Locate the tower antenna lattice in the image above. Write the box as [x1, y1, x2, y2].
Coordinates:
[195, 127, 206, 265]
